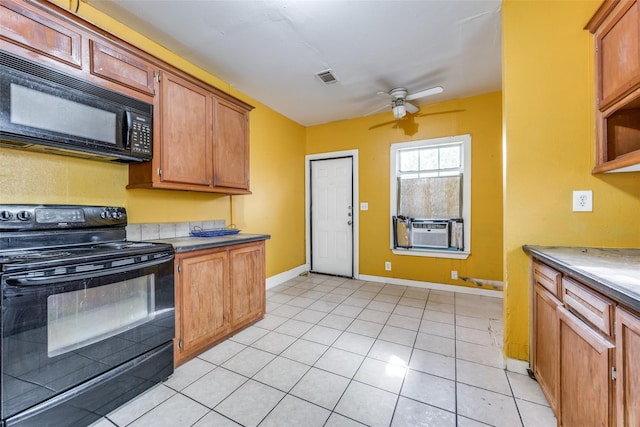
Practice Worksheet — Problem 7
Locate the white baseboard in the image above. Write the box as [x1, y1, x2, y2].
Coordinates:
[358, 274, 503, 298]
[506, 358, 530, 375]
[266, 264, 310, 289]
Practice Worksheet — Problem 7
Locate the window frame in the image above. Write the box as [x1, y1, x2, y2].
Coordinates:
[390, 134, 471, 260]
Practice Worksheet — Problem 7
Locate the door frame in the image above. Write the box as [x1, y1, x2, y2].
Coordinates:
[305, 150, 359, 279]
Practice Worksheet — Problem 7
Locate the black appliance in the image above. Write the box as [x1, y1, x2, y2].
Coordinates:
[0, 50, 153, 163]
[0, 205, 175, 427]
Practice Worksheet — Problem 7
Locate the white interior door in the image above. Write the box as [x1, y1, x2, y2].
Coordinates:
[310, 157, 353, 277]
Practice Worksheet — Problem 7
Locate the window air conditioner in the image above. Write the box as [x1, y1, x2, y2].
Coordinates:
[410, 220, 450, 249]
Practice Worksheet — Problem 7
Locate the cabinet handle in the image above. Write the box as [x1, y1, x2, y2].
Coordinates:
[177, 264, 181, 273]
[178, 339, 183, 349]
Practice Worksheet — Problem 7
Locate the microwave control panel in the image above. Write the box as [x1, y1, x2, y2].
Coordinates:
[128, 113, 153, 157]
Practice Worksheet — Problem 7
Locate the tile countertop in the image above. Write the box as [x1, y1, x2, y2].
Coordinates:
[523, 245, 640, 313]
[151, 233, 271, 254]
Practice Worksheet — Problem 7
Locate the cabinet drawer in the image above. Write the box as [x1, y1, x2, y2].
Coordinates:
[533, 261, 561, 297]
[562, 277, 613, 336]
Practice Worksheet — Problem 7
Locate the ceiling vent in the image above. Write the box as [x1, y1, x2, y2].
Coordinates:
[316, 69, 338, 85]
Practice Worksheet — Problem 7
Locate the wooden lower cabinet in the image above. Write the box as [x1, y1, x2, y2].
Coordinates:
[229, 242, 266, 329]
[175, 248, 229, 364]
[558, 305, 615, 427]
[530, 256, 640, 426]
[174, 241, 266, 366]
[615, 307, 640, 427]
[532, 284, 561, 414]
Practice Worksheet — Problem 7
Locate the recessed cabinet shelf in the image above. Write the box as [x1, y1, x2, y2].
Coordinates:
[587, 0, 640, 173]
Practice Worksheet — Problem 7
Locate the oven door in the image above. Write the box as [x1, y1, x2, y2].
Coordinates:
[1, 252, 174, 424]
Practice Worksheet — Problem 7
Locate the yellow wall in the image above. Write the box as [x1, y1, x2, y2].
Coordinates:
[0, 0, 307, 277]
[503, 0, 640, 360]
[306, 92, 503, 288]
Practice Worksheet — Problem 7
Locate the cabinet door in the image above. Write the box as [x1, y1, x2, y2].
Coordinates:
[213, 97, 250, 190]
[160, 71, 212, 186]
[558, 306, 614, 427]
[532, 284, 561, 414]
[0, 0, 82, 68]
[597, 0, 640, 108]
[615, 307, 640, 427]
[229, 242, 265, 329]
[176, 250, 229, 364]
[89, 39, 155, 96]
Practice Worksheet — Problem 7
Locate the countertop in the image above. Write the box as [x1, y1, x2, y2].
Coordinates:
[523, 245, 640, 312]
[151, 233, 270, 253]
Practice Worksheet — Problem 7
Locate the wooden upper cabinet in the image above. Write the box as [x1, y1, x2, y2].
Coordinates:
[0, 0, 82, 68]
[128, 70, 254, 194]
[0, 0, 156, 101]
[214, 97, 250, 190]
[587, 0, 640, 173]
[594, 0, 640, 108]
[89, 40, 156, 96]
[159, 70, 213, 187]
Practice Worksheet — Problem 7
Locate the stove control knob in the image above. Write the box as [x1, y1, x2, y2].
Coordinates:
[16, 211, 32, 221]
[100, 211, 109, 219]
[111, 211, 120, 219]
[0, 211, 13, 221]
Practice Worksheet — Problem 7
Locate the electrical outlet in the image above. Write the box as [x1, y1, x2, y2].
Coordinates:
[573, 190, 593, 212]
[360, 202, 369, 211]
[451, 270, 458, 280]
[385, 261, 391, 271]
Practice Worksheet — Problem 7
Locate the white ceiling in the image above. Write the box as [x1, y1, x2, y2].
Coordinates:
[85, 0, 502, 126]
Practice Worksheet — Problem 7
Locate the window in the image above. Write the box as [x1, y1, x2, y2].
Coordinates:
[390, 134, 471, 259]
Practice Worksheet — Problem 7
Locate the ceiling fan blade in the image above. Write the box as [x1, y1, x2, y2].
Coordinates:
[364, 102, 392, 116]
[376, 90, 393, 98]
[405, 101, 419, 114]
[406, 86, 444, 101]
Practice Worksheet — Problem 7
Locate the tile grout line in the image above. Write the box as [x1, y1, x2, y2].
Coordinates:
[387, 287, 431, 426]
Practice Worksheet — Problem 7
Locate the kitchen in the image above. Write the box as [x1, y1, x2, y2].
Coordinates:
[1, 0, 639, 426]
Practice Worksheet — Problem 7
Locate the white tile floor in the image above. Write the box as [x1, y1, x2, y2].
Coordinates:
[92, 274, 557, 427]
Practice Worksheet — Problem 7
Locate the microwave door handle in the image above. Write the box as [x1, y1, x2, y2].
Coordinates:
[122, 110, 132, 149]
[4, 255, 172, 286]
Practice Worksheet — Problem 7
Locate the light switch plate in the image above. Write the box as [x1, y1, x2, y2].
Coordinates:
[360, 202, 369, 211]
[573, 190, 593, 212]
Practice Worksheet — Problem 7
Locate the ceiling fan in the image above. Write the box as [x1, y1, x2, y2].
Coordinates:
[369, 86, 444, 119]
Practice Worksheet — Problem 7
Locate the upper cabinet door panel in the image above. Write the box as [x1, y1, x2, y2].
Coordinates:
[213, 98, 250, 190]
[0, 0, 81, 68]
[160, 71, 212, 186]
[598, 1, 640, 108]
[89, 40, 155, 96]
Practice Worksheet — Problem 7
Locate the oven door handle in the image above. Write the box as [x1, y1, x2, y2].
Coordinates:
[5, 254, 173, 286]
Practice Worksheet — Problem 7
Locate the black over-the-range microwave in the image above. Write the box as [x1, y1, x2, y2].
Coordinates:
[0, 49, 153, 163]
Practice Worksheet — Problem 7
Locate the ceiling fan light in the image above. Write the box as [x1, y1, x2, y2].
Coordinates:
[393, 104, 406, 119]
